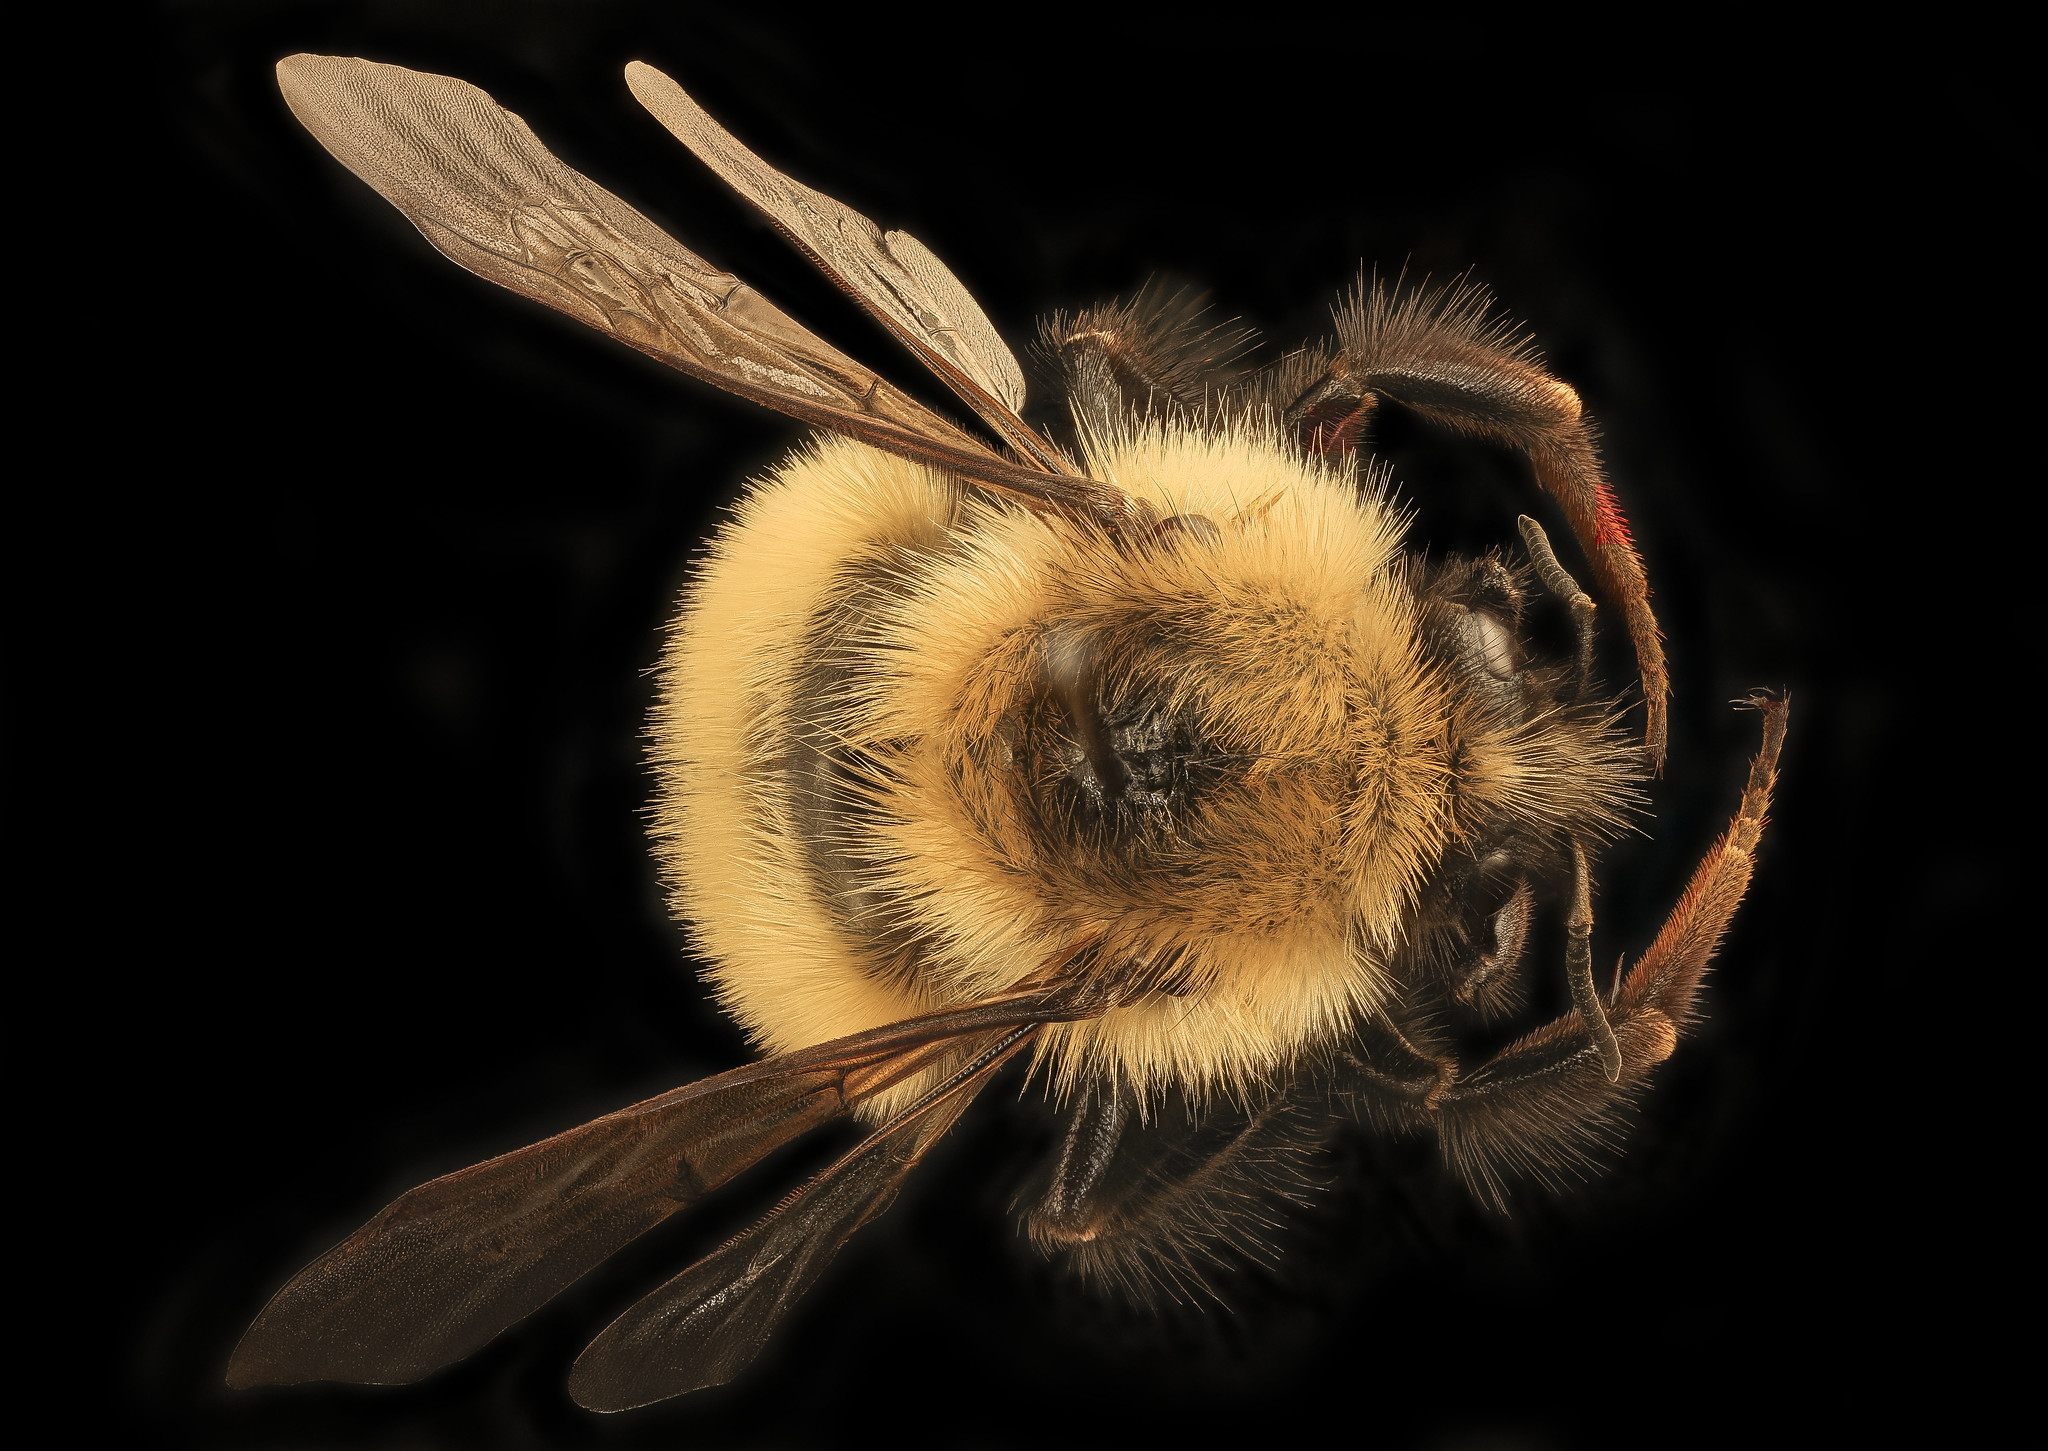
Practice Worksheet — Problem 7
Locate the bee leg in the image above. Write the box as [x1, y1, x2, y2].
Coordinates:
[1429, 693, 1788, 1208]
[1452, 878, 1536, 1020]
[1336, 1015, 1458, 1131]
[1028, 1083, 1129, 1248]
[1283, 279, 1668, 768]
[1020, 1076, 1326, 1301]
[1287, 372, 1379, 456]
[1566, 841, 1626, 1082]
[1517, 515, 1598, 701]
[1044, 286, 1247, 437]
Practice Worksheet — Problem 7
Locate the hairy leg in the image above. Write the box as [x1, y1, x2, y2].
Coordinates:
[1345, 693, 1787, 1207]
[1021, 1074, 1328, 1301]
[1039, 285, 1250, 441]
[1282, 279, 1669, 767]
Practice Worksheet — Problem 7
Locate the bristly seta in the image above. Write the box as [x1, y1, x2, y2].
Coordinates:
[229, 53, 1789, 1411]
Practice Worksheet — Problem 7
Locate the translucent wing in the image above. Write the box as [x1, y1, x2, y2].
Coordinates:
[227, 990, 1087, 1389]
[624, 61, 1062, 471]
[273, 56, 1124, 519]
[567, 1026, 1038, 1411]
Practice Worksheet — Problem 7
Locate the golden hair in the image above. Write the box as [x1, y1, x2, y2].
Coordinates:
[652, 421, 1486, 1116]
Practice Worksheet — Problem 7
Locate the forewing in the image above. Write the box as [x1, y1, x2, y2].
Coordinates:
[272, 56, 1104, 510]
[566, 1027, 1036, 1411]
[228, 990, 1087, 1388]
[622, 61, 1066, 471]
[227, 1067, 842, 1388]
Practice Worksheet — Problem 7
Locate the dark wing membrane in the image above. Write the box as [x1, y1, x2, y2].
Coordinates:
[273, 56, 1122, 518]
[227, 990, 1089, 1389]
[567, 1026, 1038, 1411]
[623, 61, 1066, 473]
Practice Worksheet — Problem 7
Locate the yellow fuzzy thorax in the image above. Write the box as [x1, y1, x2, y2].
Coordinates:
[651, 423, 1454, 1117]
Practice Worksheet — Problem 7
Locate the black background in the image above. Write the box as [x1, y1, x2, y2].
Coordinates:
[90, 3, 2011, 1447]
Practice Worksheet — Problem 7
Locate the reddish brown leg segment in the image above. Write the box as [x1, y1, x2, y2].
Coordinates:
[1613, 691, 1789, 1026]
[1286, 279, 1671, 767]
[1419, 693, 1787, 1205]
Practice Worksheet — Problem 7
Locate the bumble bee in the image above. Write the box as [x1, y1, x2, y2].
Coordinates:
[229, 54, 1788, 1412]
